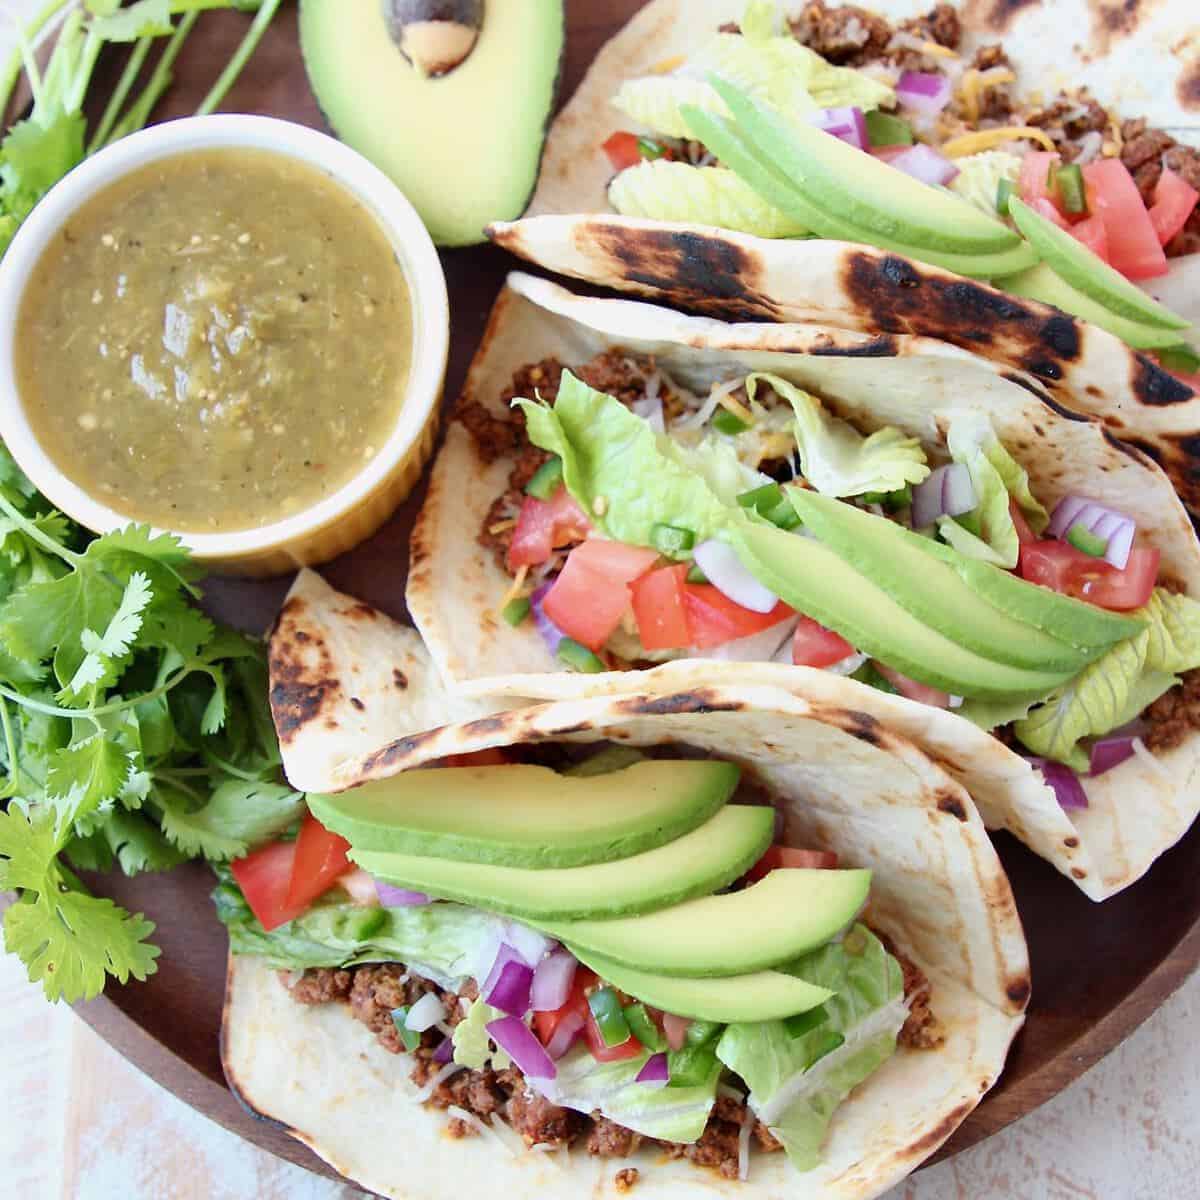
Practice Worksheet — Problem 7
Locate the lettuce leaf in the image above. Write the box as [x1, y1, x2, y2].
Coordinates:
[538, 1043, 720, 1143]
[747, 373, 928, 497]
[1014, 589, 1200, 768]
[609, 161, 808, 237]
[453, 998, 511, 1070]
[716, 926, 905, 1172]
[950, 151, 1022, 216]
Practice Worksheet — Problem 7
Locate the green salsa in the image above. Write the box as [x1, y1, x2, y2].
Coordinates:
[16, 147, 413, 533]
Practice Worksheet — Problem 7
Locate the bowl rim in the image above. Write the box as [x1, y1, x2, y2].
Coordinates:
[0, 113, 449, 559]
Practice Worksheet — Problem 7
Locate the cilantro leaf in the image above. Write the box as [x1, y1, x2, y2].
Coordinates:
[45, 732, 135, 829]
[156, 779, 304, 861]
[65, 571, 153, 696]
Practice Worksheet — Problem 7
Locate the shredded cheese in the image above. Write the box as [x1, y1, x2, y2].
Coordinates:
[959, 67, 1017, 126]
[650, 53, 686, 74]
[488, 518, 517, 535]
[1107, 115, 1124, 155]
[445, 1105, 518, 1155]
[919, 39, 958, 59]
[499, 564, 529, 611]
[715, 385, 755, 426]
[413, 1062, 465, 1103]
[940, 125, 1057, 157]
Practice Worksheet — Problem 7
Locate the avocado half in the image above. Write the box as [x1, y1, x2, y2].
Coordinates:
[299, 0, 564, 247]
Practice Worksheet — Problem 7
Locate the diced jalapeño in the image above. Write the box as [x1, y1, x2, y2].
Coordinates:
[501, 596, 531, 626]
[589, 986, 632, 1047]
[557, 637, 606, 674]
[1067, 525, 1108, 557]
[864, 110, 913, 146]
[712, 408, 750, 435]
[623, 1003, 667, 1052]
[390, 1008, 422, 1051]
[651, 522, 696, 557]
[525, 456, 564, 500]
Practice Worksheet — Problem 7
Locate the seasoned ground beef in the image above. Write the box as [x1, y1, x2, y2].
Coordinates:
[281, 967, 352, 1005]
[1145, 669, 1200, 754]
[789, 0, 893, 64]
[588, 1116, 644, 1157]
[872, 930, 947, 1050]
[899, 3, 961, 49]
[508, 1088, 587, 1146]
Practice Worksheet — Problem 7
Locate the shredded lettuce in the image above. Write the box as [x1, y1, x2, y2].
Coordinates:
[453, 998, 511, 1070]
[609, 160, 808, 237]
[747, 373, 928, 498]
[716, 926, 906, 1171]
[1014, 589, 1200, 768]
[950, 151, 1022, 216]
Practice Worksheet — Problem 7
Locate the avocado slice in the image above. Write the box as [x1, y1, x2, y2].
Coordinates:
[308, 760, 738, 868]
[733, 522, 1074, 697]
[570, 949, 832, 1023]
[1002, 263, 1188, 351]
[706, 75, 1023, 257]
[1007, 198, 1189, 331]
[786, 490, 1127, 666]
[299, 0, 564, 246]
[350, 805, 774, 921]
[542, 868, 871, 978]
[682, 104, 1038, 280]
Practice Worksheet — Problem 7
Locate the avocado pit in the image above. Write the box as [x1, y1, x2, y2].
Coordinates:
[383, 0, 482, 76]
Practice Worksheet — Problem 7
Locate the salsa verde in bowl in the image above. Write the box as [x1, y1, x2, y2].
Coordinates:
[0, 115, 449, 576]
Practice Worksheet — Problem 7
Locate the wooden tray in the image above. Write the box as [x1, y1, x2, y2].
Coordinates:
[36, 1, 1200, 1187]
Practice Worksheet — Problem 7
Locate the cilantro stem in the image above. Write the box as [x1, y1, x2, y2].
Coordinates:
[0, 665, 196, 724]
[0, 491, 79, 566]
[194, 0, 281, 116]
[0, 697, 18, 800]
[0, 0, 69, 118]
[107, 9, 198, 144]
[88, 34, 153, 153]
[201, 750, 265, 782]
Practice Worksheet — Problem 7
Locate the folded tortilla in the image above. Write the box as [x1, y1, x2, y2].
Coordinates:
[227, 570, 1028, 1200]
[486, 0, 1200, 515]
[404, 272, 1200, 899]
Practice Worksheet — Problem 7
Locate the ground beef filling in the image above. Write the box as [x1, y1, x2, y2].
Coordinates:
[281, 946, 939, 1176]
[1145, 669, 1200, 754]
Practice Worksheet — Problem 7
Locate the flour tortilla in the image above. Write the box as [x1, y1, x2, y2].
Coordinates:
[231, 607, 1028, 1200]
[405, 272, 1200, 899]
[487, 0, 1200, 514]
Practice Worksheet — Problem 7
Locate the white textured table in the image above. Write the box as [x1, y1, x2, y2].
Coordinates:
[2, 949, 1197, 1199]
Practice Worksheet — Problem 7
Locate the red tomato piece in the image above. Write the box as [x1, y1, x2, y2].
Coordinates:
[286, 815, 352, 909]
[745, 844, 840, 884]
[543, 540, 660, 651]
[584, 1018, 644, 1062]
[873, 663, 953, 708]
[533, 966, 595, 1047]
[1030, 195, 1071, 231]
[1148, 167, 1199, 247]
[231, 840, 307, 932]
[791, 616, 855, 668]
[507, 487, 590, 569]
[1019, 540, 1159, 611]
[1018, 150, 1060, 208]
[1009, 498, 1037, 547]
[602, 131, 642, 172]
[629, 563, 692, 651]
[1068, 214, 1109, 262]
[683, 585, 793, 649]
[660, 1012, 691, 1051]
[1082, 159, 1168, 279]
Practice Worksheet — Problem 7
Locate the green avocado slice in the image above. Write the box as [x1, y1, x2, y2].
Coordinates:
[1002, 263, 1189, 350]
[681, 104, 1037, 279]
[1007, 198, 1189, 330]
[308, 759, 739, 868]
[542, 868, 871, 977]
[733, 522, 1074, 697]
[350, 805, 774, 921]
[570, 948, 833, 1023]
[786, 490, 1134, 664]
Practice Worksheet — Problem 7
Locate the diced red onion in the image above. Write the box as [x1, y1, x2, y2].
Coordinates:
[531, 581, 567, 656]
[531, 950, 577, 1012]
[1089, 736, 1137, 776]
[405, 991, 446, 1032]
[661, 1012, 691, 1051]
[338, 868, 382, 906]
[1046, 496, 1137, 569]
[910, 464, 977, 529]
[482, 944, 534, 1016]
[506, 923, 556, 967]
[635, 1052, 670, 1085]
[544, 1008, 587, 1059]
[1028, 758, 1089, 810]
[896, 70, 953, 115]
[486, 1016, 557, 1080]
[375, 880, 432, 907]
[810, 106, 867, 150]
[889, 143, 959, 187]
[433, 1036, 454, 1064]
[693, 539, 778, 613]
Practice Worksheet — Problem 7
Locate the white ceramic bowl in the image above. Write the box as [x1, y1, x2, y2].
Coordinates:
[0, 115, 449, 576]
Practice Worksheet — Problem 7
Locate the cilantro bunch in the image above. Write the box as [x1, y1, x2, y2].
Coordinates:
[0, 446, 303, 1003]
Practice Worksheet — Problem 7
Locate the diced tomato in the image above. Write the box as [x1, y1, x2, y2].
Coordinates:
[683, 586, 793, 649]
[533, 966, 595, 1047]
[746, 844, 840, 884]
[602, 131, 642, 172]
[286, 815, 352, 909]
[231, 840, 307, 932]
[791, 617, 855, 668]
[507, 487, 591, 569]
[1030, 195, 1071, 231]
[1082, 159, 1168, 279]
[1148, 167, 1199, 247]
[1019, 540, 1159, 611]
[873, 663, 953, 708]
[629, 563, 692, 651]
[542, 540, 660, 651]
[583, 1017, 644, 1062]
[1068, 214, 1109, 262]
[438, 748, 512, 767]
[1018, 151, 1060, 209]
[1009, 498, 1037, 547]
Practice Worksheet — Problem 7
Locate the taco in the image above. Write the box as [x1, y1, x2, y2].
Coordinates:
[485, 0, 1200, 509]
[220, 570, 1028, 1199]
[405, 272, 1200, 899]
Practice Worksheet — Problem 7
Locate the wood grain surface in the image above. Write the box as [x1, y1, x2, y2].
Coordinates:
[6, 0, 1200, 1192]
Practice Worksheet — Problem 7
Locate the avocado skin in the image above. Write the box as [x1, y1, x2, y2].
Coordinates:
[308, 759, 739, 868]
[569, 949, 834, 1023]
[350, 805, 774, 921]
[299, 0, 564, 247]
[542, 868, 871, 978]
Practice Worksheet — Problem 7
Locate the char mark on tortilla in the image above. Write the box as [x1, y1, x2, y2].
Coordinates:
[808, 335, 899, 358]
[615, 690, 746, 717]
[1131, 356, 1196, 407]
[936, 791, 969, 822]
